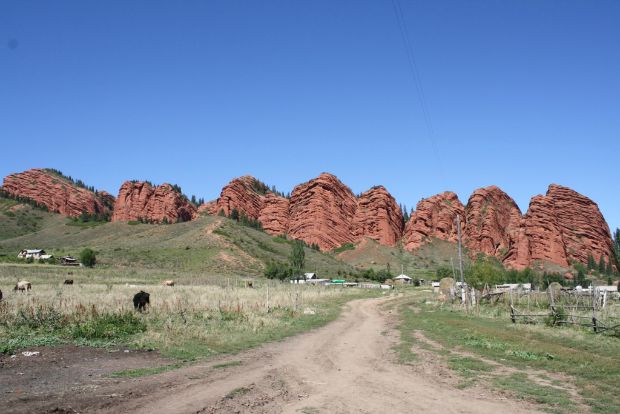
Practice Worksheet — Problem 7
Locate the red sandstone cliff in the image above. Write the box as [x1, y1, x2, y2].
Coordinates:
[353, 186, 403, 246]
[258, 193, 290, 236]
[1, 168, 113, 217]
[403, 192, 465, 251]
[111, 181, 197, 223]
[464, 186, 522, 261]
[287, 173, 358, 250]
[504, 185, 617, 270]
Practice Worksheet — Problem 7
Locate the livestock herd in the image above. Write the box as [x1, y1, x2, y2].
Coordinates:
[0, 279, 177, 313]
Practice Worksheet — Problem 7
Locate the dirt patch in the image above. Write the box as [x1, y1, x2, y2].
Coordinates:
[0, 345, 173, 414]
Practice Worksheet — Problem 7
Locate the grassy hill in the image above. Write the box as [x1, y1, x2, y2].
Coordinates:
[0, 197, 63, 241]
[335, 237, 469, 281]
[0, 195, 470, 280]
[0, 198, 355, 277]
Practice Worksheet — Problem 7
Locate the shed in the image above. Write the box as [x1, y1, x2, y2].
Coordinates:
[394, 274, 413, 285]
[17, 249, 47, 259]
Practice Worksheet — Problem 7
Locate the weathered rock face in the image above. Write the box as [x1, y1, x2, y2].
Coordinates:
[288, 173, 358, 250]
[209, 175, 403, 249]
[464, 186, 522, 260]
[504, 185, 617, 270]
[403, 192, 465, 251]
[1, 168, 113, 217]
[211, 176, 265, 219]
[259, 193, 290, 236]
[353, 186, 403, 246]
[111, 181, 197, 223]
[197, 200, 217, 215]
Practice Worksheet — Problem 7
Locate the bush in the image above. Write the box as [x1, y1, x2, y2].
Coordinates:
[264, 261, 292, 280]
[80, 248, 96, 267]
[72, 312, 146, 340]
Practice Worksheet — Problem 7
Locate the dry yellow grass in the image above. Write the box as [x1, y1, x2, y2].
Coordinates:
[0, 264, 380, 359]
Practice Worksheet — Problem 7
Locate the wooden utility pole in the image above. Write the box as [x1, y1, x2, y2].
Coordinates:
[456, 215, 466, 305]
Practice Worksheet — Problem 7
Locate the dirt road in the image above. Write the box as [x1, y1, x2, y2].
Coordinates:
[3, 296, 541, 413]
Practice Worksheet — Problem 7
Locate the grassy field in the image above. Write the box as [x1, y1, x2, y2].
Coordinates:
[0, 265, 381, 363]
[394, 289, 620, 413]
[0, 209, 356, 276]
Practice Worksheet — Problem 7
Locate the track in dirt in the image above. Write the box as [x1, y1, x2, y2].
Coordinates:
[3, 296, 542, 413]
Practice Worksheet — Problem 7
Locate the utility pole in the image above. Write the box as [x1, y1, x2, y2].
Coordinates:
[456, 215, 466, 305]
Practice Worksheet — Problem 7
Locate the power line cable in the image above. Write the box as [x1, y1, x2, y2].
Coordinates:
[390, 0, 446, 182]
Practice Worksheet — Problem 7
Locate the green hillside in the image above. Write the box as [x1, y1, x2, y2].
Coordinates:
[0, 202, 355, 277]
[335, 237, 468, 281]
[0, 197, 64, 241]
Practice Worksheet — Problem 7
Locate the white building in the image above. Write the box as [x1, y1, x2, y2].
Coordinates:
[17, 249, 52, 260]
[394, 274, 413, 285]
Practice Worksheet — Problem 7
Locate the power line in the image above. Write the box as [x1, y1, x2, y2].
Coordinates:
[390, 0, 446, 182]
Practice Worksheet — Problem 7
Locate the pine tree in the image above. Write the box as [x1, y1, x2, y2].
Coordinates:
[598, 256, 607, 274]
[230, 208, 240, 221]
[587, 254, 596, 270]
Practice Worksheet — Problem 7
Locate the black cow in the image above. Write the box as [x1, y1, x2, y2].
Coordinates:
[64, 279, 74, 285]
[133, 290, 150, 312]
[0, 289, 3, 301]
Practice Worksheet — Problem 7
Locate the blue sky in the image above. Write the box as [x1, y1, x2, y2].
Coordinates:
[1, 1, 619, 231]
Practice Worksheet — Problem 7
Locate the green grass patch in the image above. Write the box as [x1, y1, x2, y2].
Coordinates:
[447, 355, 494, 378]
[333, 243, 355, 254]
[493, 373, 573, 411]
[395, 298, 620, 413]
[72, 312, 147, 340]
[110, 363, 182, 378]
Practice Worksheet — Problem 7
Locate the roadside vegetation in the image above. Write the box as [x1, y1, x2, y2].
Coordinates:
[394, 289, 620, 413]
[0, 267, 379, 362]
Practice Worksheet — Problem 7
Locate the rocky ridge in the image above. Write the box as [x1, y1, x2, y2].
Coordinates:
[111, 181, 197, 224]
[1, 168, 113, 217]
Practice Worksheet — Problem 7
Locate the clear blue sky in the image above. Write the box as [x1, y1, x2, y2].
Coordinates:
[1, 1, 619, 231]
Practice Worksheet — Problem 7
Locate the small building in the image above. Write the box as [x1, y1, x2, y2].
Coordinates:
[290, 273, 329, 284]
[60, 256, 80, 266]
[394, 274, 413, 285]
[494, 283, 532, 293]
[17, 249, 47, 260]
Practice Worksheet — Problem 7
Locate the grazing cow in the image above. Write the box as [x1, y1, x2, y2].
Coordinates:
[64, 279, 74, 285]
[14, 280, 32, 292]
[162, 280, 175, 287]
[0, 289, 3, 301]
[245, 280, 254, 288]
[133, 290, 150, 312]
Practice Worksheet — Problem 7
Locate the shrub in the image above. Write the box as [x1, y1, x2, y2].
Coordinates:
[264, 261, 292, 280]
[80, 248, 97, 267]
[72, 312, 146, 340]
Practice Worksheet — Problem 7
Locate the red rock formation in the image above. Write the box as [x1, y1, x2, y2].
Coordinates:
[464, 186, 522, 260]
[403, 192, 465, 251]
[505, 185, 617, 270]
[111, 181, 197, 223]
[197, 200, 217, 215]
[1, 168, 112, 217]
[211, 176, 265, 219]
[259, 193, 290, 236]
[288, 173, 357, 250]
[353, 186, 403, 246]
